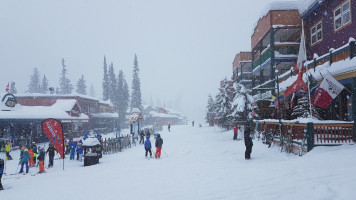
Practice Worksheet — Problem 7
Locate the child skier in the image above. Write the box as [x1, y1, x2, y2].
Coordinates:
[31, 142, 38, 165]
[28, 148, 35, 167]
[5, 141, 12, 160]
[144, 136, 152, 158]
[0, 158, 4, 190]
[19, 149, 30, 174]
[155, 134, 163, 159]
[37, 147, 46, 173]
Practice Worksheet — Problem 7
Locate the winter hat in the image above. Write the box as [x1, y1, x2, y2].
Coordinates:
[146, 136, 149, 140]
[25, 149, 28, 152]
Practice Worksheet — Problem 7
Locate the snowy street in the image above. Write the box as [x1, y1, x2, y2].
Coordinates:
[2, 124, 356, 200]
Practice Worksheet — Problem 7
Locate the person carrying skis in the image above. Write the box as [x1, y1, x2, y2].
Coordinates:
[244, 126, 253, 160]
[19, 149, 30, 174]
[37, 147, 45, 173]
[144, 136, 152, 158]
[46, 143, 58, 168]
[0, 158, 4, 190]
[155, 134, 163, 159]
[5, 141, 12, 160]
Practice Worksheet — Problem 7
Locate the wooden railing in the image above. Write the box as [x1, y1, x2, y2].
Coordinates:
[254, 120, 355, 151]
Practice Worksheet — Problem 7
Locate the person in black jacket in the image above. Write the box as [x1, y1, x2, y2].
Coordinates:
[0, 158, 4, 190]
[139, 130, 145, 144]
[244, 126, 253, 160]
[155, 134, 163, 159]
[37, 147, 46, 173]
[46, 143, 58, 168]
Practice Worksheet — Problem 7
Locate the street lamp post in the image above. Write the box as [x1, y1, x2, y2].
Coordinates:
[275, 69, 282, 135]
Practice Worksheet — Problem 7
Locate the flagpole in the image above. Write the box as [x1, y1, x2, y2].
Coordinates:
[306, 63, 313, 118]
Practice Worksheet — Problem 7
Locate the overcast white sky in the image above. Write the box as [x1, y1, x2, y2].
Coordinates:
[0, 0, 295, 122]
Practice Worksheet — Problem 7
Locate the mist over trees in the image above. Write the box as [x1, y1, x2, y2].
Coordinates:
[76, 74, 87, 95]
[10, 82, 17, 94]
[102, 56, 109, 101]
[27, 67, 41, 93]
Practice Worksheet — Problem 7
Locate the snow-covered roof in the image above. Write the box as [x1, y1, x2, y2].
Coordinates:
[91, 112, 118, 118]
[52, 99, 78, 112]
[132, 107, 141, 113]
[149, 111, 178, 119]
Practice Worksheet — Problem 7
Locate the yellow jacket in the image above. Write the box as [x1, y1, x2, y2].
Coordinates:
[5, 144, 11, 152]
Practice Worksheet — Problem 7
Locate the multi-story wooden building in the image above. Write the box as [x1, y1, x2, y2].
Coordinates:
[302, 0, 356, 121]
[232, 52, 252, 89]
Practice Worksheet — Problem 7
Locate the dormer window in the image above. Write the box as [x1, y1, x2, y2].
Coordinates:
[311, 21, 323, 45]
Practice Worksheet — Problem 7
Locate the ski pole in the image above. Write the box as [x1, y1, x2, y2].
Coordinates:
[162, 148, 168, 157]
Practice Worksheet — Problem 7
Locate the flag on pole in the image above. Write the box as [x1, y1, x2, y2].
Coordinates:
[284, 71, 307, 97]
[42, 119, 65, 158]
[297, 21, 307, 71]
[311, 72, 344, 108]
[5, 83, 9, 93]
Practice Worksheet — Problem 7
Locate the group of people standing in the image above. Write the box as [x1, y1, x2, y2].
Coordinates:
[65, 139, 84, 162]
[144, 133, 164, 159]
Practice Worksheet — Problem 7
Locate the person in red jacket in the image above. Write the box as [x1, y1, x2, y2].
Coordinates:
[233, 124, 239, 140]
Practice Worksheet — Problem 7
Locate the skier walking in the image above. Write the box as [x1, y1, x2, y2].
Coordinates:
[0, 158, 4, 190]
[37, 147, 46, 173]
[139, 130, 145, 144]
[233, 124, 239, 140]
[168, 124, 171, 132]
[155, 134, 163, 159]
[46, 143, 58, 168]
[5, 141, 12, 160]
[244, 126, 253, 160]
[19, 149, 30, 174]
[144, 136, 152, 158]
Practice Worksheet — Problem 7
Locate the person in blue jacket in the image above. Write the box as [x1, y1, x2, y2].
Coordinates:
[19, 149, 31, 174]
[69, 140, 77, 160]
[144, 136, 152, 158]
[76, 144, 84, 162]
[0, 158, 4, 190]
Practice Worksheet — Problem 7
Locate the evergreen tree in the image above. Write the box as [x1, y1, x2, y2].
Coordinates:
[130, 54, 142, 111]
[102, 56, 109, 101]
[108, 63, 117, 105]
[41, 74, 49, 94]
[117, 70, 130, 129]
[59, 58, 73, 94]
[28, 67, 41, 93]
[76, 74, 87, 95]
[89, 83, 96, 97]
[214, 79, 234, 130]
[291, 92, 320, 119]
[9, 82, 17, 94]
[205, 94, 215, 126]
[229, 83, 254, 125]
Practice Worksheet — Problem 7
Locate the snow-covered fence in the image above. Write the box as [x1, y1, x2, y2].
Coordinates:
[254, 120, 355, 154]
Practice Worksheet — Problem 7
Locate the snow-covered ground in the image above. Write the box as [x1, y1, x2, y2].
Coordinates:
[1, 124, 356, 200]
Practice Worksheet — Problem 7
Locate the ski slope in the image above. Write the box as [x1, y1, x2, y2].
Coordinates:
[1, 124, 356, 200]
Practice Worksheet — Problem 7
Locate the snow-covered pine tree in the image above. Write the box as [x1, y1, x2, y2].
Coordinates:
[214, 79, 234, 130]
[27, 67, 41, 93]
[76, 74, 87, 95]
[108, 63, 118, 106]
[59, 58, 73, 94]
[102, 56, 109, 101]
[230, 83, 254, 125]
[41, 74, 49, 94]
[291, 92, 320, 119]
[130, 54, 142, 111]
[10, 82, 17, 94]
[205, 94, 215, 126]
[117, 70, 130, 129]
[89, 84, 96, 97]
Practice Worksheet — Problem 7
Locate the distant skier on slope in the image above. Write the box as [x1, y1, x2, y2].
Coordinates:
[139, 130, 145, 144]
[144, 136, 152, 158]
[233, 124, 239, 140]
[244, 126, 253, 160]
[168, 124, 171, 132]
[155, 134, 163, 159]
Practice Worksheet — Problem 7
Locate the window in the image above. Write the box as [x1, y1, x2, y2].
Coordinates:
[334, 0, 351, 31]
[311, 21, 323, 45]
